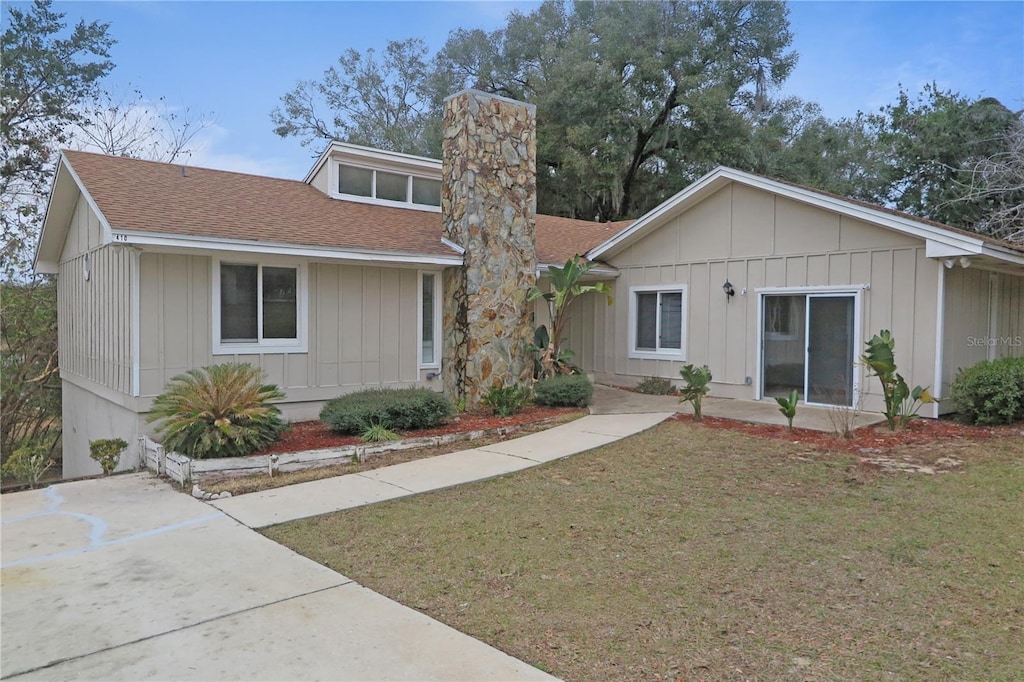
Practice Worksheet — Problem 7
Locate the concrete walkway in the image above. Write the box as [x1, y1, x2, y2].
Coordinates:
[1, 400, 674, 681]
[212, 412, 671, 528]
[1, 475, 558, 681]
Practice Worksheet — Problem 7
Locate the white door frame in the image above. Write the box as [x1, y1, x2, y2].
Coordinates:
[755, 285, 867, 408]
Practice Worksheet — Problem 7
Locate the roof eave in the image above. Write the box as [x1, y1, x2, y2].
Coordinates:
[586, 166, 1024, 267]
[108, 230, 464, 267]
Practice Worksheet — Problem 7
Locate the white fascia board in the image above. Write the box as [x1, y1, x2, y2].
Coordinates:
[588, 165, 1021, 266]
[111, 231, 463, 266]
[981, 243, 1024, 267]
[59, 152, 115, 243]
[926, 240, 981, 259]
[586, 169, 729, 259]
[302, 142, 335, 184]
[305, 140, 441, 184]
[34, 152, 115, 274]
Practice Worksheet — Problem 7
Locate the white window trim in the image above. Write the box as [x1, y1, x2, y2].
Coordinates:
[754, 285, 865, 408]
[418, 270, 443, 369]
[331, 161, 442, 213]
[212, 256, 309, 355]
[628, 284, 687, 360]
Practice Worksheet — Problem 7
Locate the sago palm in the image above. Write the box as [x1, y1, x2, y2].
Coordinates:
[147, 363, 286, 458]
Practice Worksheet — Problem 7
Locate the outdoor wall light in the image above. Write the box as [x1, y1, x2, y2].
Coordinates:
[722, 280, 735, 297]
[944, 259, 955, 269]
[960, 256, 971, 268]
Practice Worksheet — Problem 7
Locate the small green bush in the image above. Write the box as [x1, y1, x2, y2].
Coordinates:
[950, 356, 1024, 425]
[533, 374, 593, 407]
[320, 388, 453, 435]
[147, 363, 287, 459]
[1, 445, 53, 487]
[360, 423, 401, 443]
[481, 384, 532, 417]
[635, 376, 675, 395]
[90, 438, 128, 474]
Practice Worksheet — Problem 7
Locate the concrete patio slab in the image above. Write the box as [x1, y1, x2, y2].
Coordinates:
[590, 384, 886, 432]
[210, 471, 411, 528]
[13, 583, 557, 681]
[360, 448, 536, 494]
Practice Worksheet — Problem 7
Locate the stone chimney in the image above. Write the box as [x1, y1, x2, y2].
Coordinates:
[441, 89, 538, 408]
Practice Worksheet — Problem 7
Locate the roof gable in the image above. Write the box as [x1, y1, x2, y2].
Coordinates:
[588, 166, 1024, 267]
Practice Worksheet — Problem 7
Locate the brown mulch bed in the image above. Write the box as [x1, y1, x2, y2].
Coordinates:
[256, 405, 585, 456]
[670, 412, 1019, 453]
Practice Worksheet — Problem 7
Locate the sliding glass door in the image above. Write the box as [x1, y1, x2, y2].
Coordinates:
[761, 293, 855, 407]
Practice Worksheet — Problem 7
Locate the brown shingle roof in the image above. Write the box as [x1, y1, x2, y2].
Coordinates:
[62, 151, 631, 263]
[535, 215, 632, 264]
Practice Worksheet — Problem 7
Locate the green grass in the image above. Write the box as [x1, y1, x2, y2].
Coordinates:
[265, 421, 1024, 681]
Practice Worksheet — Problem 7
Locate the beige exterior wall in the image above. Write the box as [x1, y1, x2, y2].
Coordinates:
[57, 195, 134, 396]
[137, 254, 437, 419]
[61, 381, 146, 478]
[589, 183, 942, 413]
[310, 163, 330, 194]
[941, 267, 1024, 408]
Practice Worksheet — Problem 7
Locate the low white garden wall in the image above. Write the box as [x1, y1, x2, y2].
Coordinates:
[141, 419, 553, 486]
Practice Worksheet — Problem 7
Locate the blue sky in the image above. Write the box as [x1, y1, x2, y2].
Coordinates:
[30, 1, 1024, 180]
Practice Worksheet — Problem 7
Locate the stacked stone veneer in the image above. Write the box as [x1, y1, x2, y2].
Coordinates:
[441, 89, 538, 407]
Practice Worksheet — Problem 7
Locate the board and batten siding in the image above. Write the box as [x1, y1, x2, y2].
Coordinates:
[57, 195, 134, 396]
[584, 183, 942, 413]
[941, 267, 1024, 404]
[137, 254, 425, 416]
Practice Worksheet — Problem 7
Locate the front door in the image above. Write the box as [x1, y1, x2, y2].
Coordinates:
[761, 293, 856, 407]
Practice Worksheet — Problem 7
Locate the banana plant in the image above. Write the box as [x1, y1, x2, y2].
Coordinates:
[774, 389, 799, 430]
[862, 330, 936, 430]
[527, 255, 612, 378]
[678, 364, 712, 421]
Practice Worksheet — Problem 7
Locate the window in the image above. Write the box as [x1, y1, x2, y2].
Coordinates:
[375, 171, 408, 202]
[419, 272, 441, 367]
[338, 165, 372, 197]
[214, 259, 307, 354]
[629, 285, 687, 359]
[412, 177, 441, 206]
[337, 164, 441, 208]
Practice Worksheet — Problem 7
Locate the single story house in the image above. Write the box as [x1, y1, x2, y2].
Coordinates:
[36, 90, 1024, 477]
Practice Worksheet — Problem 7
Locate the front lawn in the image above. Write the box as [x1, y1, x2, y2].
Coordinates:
[265, 421, 1024, 681]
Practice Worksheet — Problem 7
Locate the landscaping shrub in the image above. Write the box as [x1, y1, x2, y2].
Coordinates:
[950, 356, 1024, 425]
[0, 444, 53, 487]
[533, 374, 593, 407]
[678, 364, 712, 420]
[481, 384, 532, 417]
[635, 376, 675, 395]
[89, 438, 128, 474]
[147, 363, 287, 459]
[320, 388, 453, 435]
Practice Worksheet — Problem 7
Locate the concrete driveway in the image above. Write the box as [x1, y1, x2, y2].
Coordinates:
[0, 474, 555, 681]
